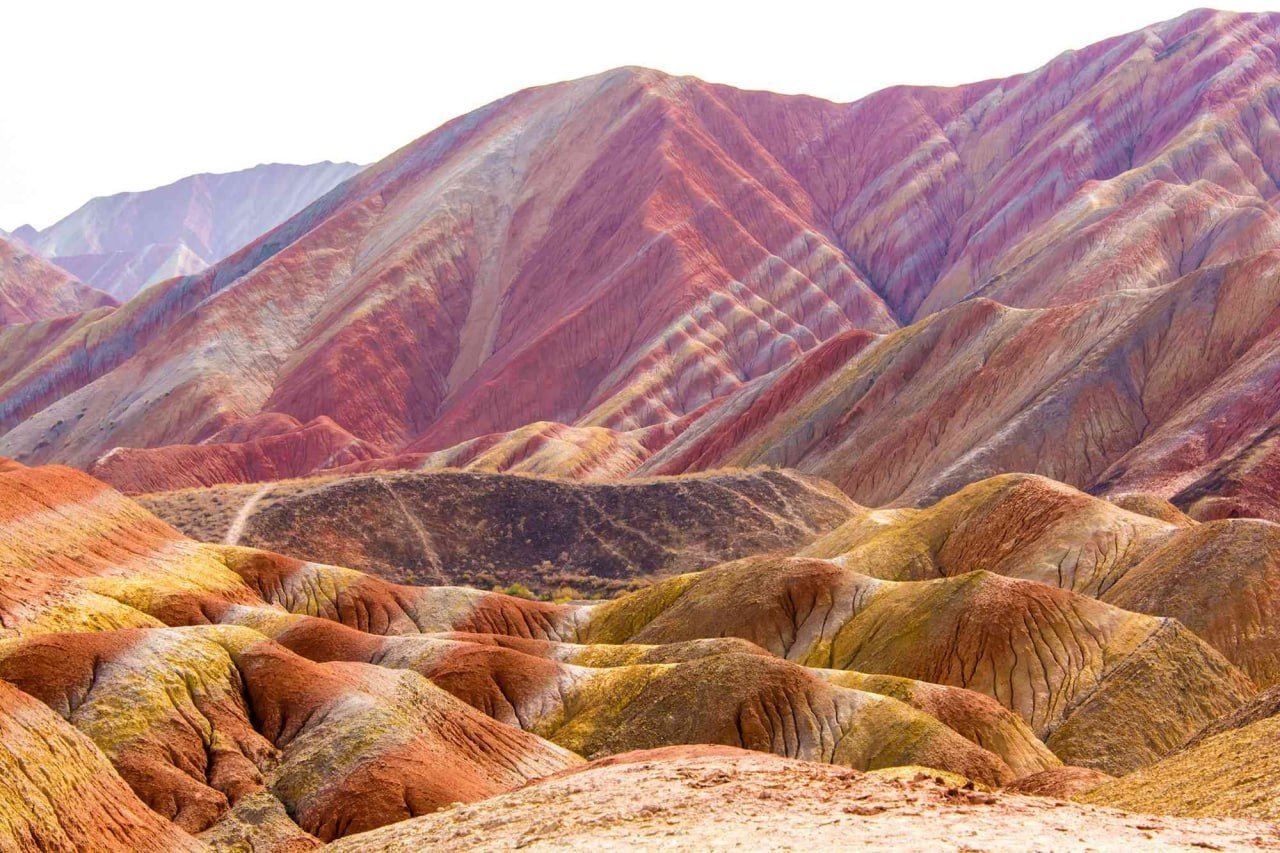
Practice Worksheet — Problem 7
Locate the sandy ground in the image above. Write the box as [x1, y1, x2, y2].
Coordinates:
[328, 747, 1280, 851]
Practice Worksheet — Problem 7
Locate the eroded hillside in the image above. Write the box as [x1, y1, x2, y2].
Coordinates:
[3, 11, 1280, 525]
[0, 460, 1277, 849]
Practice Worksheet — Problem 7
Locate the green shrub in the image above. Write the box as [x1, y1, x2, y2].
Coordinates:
[502, 582, 536, 599]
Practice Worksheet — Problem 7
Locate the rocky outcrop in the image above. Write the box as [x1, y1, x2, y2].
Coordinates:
[1103, 519, 1280, 686]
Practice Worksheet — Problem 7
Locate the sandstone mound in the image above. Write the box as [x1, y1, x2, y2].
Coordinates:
[0, 679, 200, 851]
[0, 461, 1271, 843]
[327, 748, 1280, 852]
[1081, 712, 1280, 820]
[238, 611, 1049, 783]
[141, 467, 856, 593]
[534, 652, 1017, 785]
[801, 473, 1176, 596]
[795, 473, 1280, 686]
[0, 627, 278, 834]
[0, 625, 579, 841]
[1108, 493, 1196, 527]
[235, 638, 579, 840]
[816, 670, 1058, 778]
[1102, 518, 1280, 686]
[581, 555, 1255, 773]
[216, 546, 580, 640]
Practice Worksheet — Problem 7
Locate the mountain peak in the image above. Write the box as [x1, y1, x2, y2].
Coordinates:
[20, 160, 363, 300]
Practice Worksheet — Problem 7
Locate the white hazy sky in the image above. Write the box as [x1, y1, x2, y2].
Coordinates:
[1, 1, 1260, 229]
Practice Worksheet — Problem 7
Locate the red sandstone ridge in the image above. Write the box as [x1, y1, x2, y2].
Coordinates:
[4, 11, 1280, 514]
[641, 253, 1280, 520]
[88, 414, 382, 494]
[0, 65, 899, 477]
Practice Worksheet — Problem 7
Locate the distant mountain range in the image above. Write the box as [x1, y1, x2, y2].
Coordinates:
[0, 232, 115, 324]
[10, 161, 361, 300]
